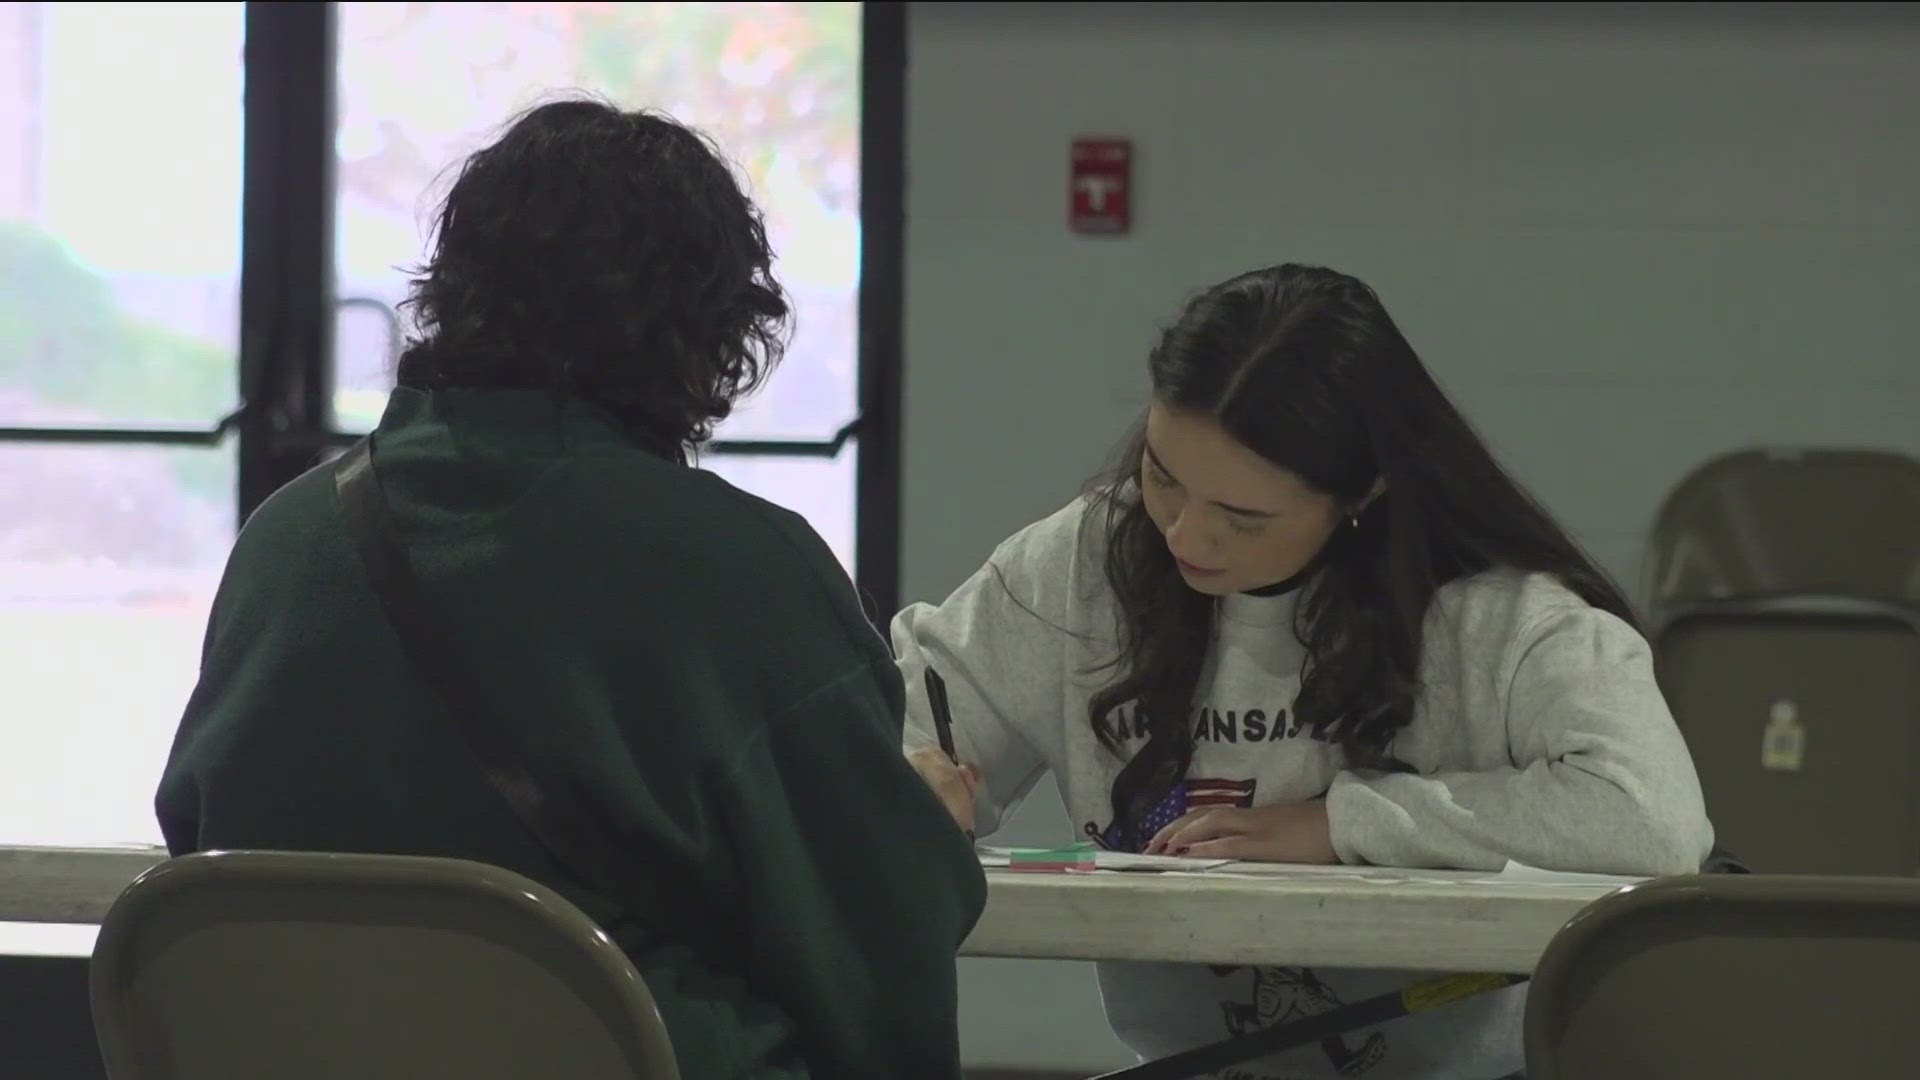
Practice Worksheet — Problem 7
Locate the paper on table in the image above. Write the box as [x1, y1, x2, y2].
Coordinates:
[974, 847, 1640, 885]
[1092, 850, 1233, 872]
[1492, 860, 1646, 889]
[1206, 860, 1643, 888]
[974, 846, 1231, 873]
[1205, 861, 1439, 884]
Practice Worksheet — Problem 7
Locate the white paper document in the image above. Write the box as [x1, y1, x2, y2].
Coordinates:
[1091, 850, 1234, 872]
[974, 845, 1231, 873]
[976, 848, 1645, 890]
[1491, 860, 1647, 889]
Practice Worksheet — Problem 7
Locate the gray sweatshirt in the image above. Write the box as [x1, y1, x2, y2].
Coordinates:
[892, 496, 1713, 1080]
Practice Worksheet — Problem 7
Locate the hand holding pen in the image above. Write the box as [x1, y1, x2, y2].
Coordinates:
[906, 667, 981, 841]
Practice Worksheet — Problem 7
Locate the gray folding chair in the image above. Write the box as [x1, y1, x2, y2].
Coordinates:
[1643, 447, 1920, 607]
[1525, 874, 1920, 1079]
[1644, 448, 1920, 875]
[90, 850, 680, 1080]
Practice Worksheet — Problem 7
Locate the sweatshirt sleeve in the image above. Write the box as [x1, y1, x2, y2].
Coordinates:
[1326, 604, 1715, 876]
[721, 656, 987, 1080]
[889, 502, 1099, 836]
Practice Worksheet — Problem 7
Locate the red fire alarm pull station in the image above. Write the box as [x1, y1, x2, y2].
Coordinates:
[1070, 137, 1132, 235]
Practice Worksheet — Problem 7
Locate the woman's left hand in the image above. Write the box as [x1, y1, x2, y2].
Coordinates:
[1143, 800, 1338, 863]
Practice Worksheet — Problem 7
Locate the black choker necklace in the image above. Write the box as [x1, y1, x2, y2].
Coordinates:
[1243, 568, 1310, 598]
[1241, 543, 1337, 598]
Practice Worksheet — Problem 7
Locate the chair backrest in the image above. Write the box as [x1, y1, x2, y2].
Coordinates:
[1525, 874, 1920, 1080]
[1642, 448, 1920, 611]
[1654, 600, 1920, 875]
[90, 850, 680, 1080]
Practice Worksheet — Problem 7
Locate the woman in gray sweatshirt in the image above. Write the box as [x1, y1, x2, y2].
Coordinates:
[893, 263, 1714, 1080]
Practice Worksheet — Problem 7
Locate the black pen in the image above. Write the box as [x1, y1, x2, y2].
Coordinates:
[923, 667, 959, 762]
[922, 667, 973, 840]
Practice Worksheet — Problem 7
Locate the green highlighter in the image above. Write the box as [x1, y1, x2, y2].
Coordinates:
[1008, 840, 1098, 872]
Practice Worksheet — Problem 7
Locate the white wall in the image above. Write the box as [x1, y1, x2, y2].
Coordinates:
[900, 3, 1920, 1072]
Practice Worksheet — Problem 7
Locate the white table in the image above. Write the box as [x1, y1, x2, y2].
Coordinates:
[1, 847, 1624, 974]
[0, 846, 166, 957]
[0, 846, 166, 926]
[962, 864, 1621, 974]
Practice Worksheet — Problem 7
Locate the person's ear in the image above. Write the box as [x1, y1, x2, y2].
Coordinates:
[1342, 478, 1387, 529]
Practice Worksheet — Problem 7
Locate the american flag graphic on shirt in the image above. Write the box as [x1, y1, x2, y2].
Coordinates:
[1096, 778, 1257, 853]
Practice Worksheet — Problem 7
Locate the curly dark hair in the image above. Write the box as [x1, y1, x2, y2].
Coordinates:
[395, 97, 790, 460]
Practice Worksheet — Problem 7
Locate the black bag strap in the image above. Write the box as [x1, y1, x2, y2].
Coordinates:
[331, 437, 704, 948]
[333, 437, 559, 838]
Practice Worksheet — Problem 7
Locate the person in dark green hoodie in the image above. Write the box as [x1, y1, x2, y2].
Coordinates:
[156, 98, 985, 1079]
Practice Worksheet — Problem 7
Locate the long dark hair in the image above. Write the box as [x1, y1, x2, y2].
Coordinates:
[1091, 264, 1633, 846]
[396, 98, 789, 462]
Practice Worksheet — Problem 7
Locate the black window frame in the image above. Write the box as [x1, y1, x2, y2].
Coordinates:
[0, 0, 906, 616]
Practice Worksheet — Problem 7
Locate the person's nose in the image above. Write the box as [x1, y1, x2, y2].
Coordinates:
[1164, 504, 1216, 563]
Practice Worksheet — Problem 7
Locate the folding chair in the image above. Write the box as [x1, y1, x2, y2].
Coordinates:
[1645, 448, 1920, 875]
[90, 850, 680, 1080]
[1525, 873, 1920, 1078]
[1643, 447, 1920, 607]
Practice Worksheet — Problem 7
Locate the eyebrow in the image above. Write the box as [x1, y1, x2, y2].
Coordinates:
[1144, 442, 1277, 519]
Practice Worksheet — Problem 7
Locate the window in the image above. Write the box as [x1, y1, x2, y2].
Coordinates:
[0, 2, 903, 851]
[333, 0, 864, 567]
[0, 1, 244, 847]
